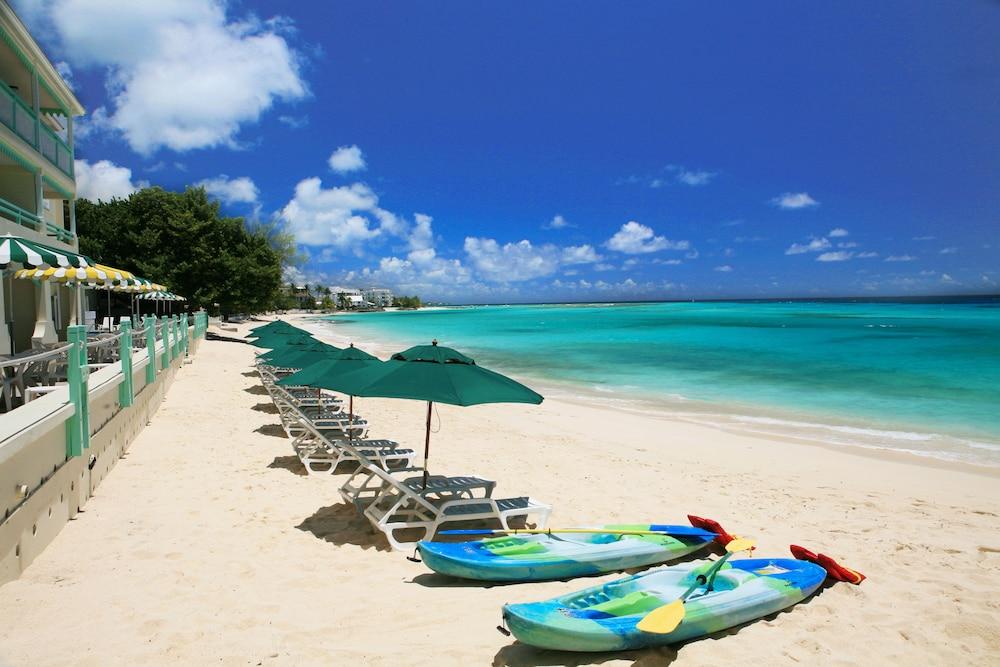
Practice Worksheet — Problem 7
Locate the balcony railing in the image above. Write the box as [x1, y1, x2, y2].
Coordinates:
[0, 83, 74, 179]
[0, 195, 74, 243]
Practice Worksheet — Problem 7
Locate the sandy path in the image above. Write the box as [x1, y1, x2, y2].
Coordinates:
[0, 324, 998, 666]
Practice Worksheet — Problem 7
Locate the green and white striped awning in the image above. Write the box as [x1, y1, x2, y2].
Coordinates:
[138, 290, 186, 301]
[0, 234, 93, 269]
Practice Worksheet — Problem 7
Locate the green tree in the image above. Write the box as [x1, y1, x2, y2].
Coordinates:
[392, 295, 422, 309]
[76, 186, 285, 316]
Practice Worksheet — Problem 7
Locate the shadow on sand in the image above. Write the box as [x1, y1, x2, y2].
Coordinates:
[251, 402, 279, 414]
[296, 503, 391, 552]
[255, 423, 287, 438]
[268, 455, 307, 476]
[243, 385, 269, 395]
[492, 643, 671, 667]
[241, 371, 259, 377]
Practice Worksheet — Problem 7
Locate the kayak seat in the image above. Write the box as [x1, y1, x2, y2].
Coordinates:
[565, 590, 665, 619]
[488, 542, 547, 557]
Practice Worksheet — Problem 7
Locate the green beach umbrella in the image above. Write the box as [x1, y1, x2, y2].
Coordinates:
[249, 331, 315, 348]
[277, 344, 382, 440]
[319, 340, 543, 487]
[262, 343, 344, 369]
[250, 320, 301, 334]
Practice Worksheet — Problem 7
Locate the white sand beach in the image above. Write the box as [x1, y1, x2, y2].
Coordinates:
[1, 319, 998, 666]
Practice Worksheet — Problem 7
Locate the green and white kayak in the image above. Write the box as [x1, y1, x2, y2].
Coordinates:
[501, 557, 828, 651]
[418, 524, 719, 582]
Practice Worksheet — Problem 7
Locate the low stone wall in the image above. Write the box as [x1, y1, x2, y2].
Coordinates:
[0, 314, 207, 585]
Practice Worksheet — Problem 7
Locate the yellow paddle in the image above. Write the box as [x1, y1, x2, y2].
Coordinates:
[636, 538, 756, 634]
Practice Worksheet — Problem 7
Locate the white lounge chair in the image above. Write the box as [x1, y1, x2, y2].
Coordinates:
[353, 460, 551, 551]
[280, 399, 414, 475]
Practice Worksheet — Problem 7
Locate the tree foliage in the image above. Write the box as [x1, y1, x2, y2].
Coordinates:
[392, 295, 422, 309]
[76, 187, 285, 315]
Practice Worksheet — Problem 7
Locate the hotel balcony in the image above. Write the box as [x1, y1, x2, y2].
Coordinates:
[0, 3, 83, 254]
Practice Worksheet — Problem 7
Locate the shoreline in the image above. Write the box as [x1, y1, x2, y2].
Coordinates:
[294, 314, 1000, 477]
[1, 320, 998, 664]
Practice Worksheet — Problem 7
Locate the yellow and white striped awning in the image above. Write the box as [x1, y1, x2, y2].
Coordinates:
[14, 263, 135, 285]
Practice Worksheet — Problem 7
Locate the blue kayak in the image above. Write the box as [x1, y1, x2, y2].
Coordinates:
[418, 524, 718, 582]
[502, 557, 828, 651]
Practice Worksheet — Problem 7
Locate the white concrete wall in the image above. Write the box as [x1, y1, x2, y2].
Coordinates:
[0, 325, 203, 585]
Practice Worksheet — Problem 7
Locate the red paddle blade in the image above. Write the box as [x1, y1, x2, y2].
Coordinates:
[687, 515, 736, 547]
[790, 544, 866, 584]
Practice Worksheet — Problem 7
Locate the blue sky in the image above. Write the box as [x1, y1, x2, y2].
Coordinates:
[17, 1, 1000, 302]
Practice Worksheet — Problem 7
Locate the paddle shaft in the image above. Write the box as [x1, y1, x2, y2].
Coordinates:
[422, 400, 433, 489]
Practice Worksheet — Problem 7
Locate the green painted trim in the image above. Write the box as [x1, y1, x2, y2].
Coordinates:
[64, 325, 90, 456]
[0, 135, 40, 173]
[118, 320, 134, 407]
[145, 316, 156, 384]
[161, 317, 170, 369]
[0, 25, 34, 74]
[42, 174, 73, 200]
[0, 25, 72, 117]
[37, 78, 69, 118]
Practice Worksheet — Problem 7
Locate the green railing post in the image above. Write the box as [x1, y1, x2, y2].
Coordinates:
[161, 316, 171, 369]
[145, 316, 156, 383]
[173, 315, 180, 357]
[64, 325, 90, 457]
[117, 320, 134, 407]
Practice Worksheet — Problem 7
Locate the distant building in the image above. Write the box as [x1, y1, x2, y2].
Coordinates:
[330, 286, 364, 309]
[362, 288, 393, 308]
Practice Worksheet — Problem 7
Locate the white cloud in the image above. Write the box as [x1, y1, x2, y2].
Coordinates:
[837, 241, 858, 248]
[196, 174, 258, 204]
[409, 213, 434, 252]
[829, 228, 849, 237]
[328, 145, 366, 174]
[771, 192, 819, 209]
[673, 169, 716, 186]
[816, 251, 852, 262]
[785, 237, 831, 255]
[22, 0, 307, 154]
[278, 178, 382, 248]
[278, 115, 308, 129]
[606, 221, 689, 254]
[885, 254, 917, 262]
[940, 273, 958, 284]
[939, 247, 958, 255]
[74, 159, 148, 201]
[594, 263, 615, 272]
[912, 235, 936, 241]
[561, 244, 602, 264]
[463, 238, 599, 282]
[54, 60, 74, 88]
[856, 251, 879, 258]
[714, 265, 733, 272]
[543, 214, 573, 230]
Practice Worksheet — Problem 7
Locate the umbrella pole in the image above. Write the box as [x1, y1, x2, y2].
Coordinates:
[422, 400, 433, 489]
[349, 395, 354, 445]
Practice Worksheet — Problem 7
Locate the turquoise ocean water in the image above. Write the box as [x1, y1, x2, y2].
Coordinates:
[320, 300, 1000, 466]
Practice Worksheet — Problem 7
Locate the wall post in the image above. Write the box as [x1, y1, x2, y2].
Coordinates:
[117, 320, 133, 407]
[161, 316, 170, 369]
[144, 316, 156, 384]
[64, 325, 90, 456]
